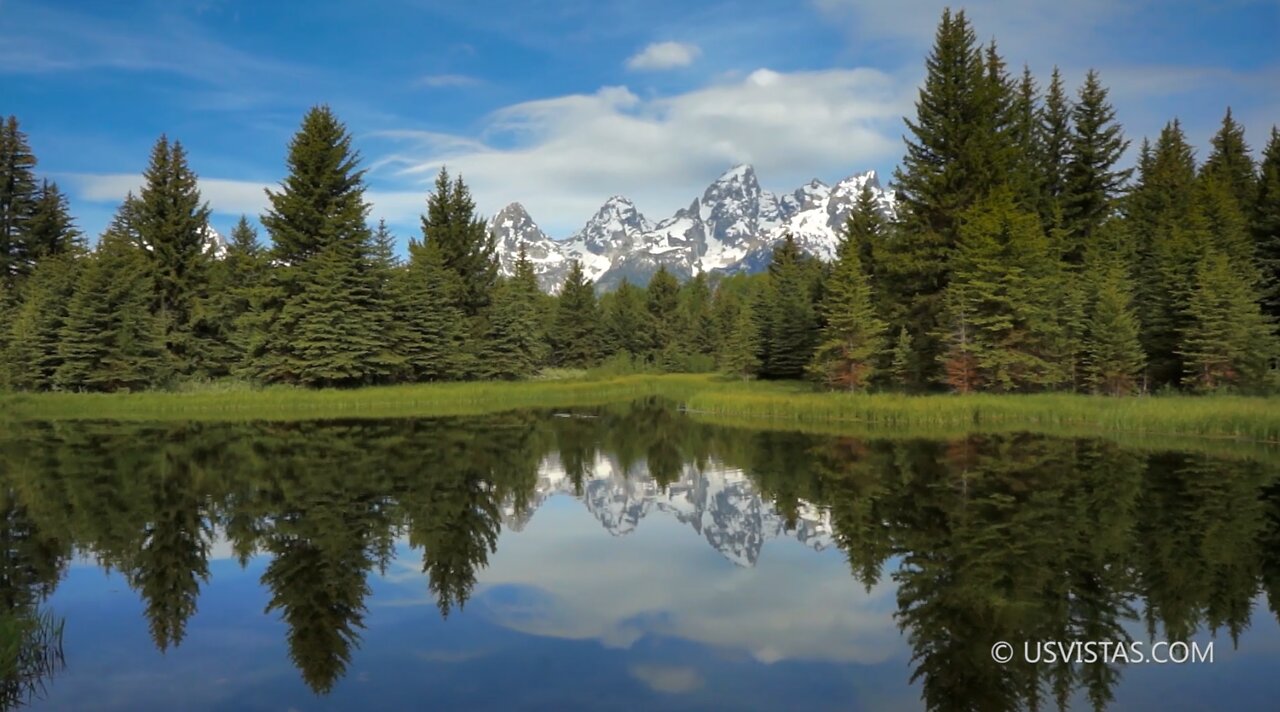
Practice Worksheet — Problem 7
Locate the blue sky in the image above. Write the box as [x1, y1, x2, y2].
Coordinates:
[3, 0, 1278, 245]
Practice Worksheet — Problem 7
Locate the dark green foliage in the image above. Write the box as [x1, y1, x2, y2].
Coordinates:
[550, 260, 602, 368]
[209, 216, 267, 370]
[475, 248, 548, 379]
[603, 279, 653, 359]
[421, 167, 497, 318]
[24, 181, 81, 263]
[1201, 108, 1256, 206]
[1179, 250, 1275, 391]
[885, 9, 1006, 385]
[401, 237, 469, 380]
[1038, 68, 1072, 231]
[937, 188, 1061, 392]
[1061, 70, 1130, 262]
[718, 294, 760, 380]
[0, 116, 39, 287]
[55, 226, 167, 392]
[133, 135, 215, 377]
[4, 252, 81, 390]
[677, 272, 716, 358]
[251, 107, 397, 386]
[261, 106, 368, 265]
[760, 235, 820, 379]
[808, 190, 887, 390]
[1253, 127, 1280, 320]
[646, 266, 681, 363]
[1130, 120, 1211, 388]
[1084, 261, 1145, 395]
[889, 326, 913, 388]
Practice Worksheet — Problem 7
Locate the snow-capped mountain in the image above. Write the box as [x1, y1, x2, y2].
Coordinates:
[500, 451, 833, 567]
[491, 164, 895, 291]
[202, 224, 228, 259]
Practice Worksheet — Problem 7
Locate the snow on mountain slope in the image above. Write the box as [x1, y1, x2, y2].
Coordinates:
[487, 164, 895, 291]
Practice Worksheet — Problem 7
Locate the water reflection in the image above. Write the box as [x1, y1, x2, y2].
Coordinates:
[0, 401, 1278, 710]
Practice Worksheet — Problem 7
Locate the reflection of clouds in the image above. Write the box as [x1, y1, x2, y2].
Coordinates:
[470, 496, 903, 666]
[629, 664, 703, 694]
[415, 648, 489, 663]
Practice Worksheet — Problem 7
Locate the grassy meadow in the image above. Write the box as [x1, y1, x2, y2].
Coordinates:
[3, 373, 1279, 446]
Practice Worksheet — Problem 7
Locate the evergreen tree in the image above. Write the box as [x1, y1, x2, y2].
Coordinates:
[421, 167, 497, 318]
[253, 106, 393, 386]
[475, 248, 548, 379]
[3, 251, 82, 390]
[1061, 70, 1130, 263]
[401, 237, 469, 380]
[603, 279, 653, 360]
[808, 190, 888, 390]
[23, 180, 81, 264]
[1084, 261, 1146, 395]
[762, 235, 819, 379]
[549, 259, 602, 368]
[1180, 250, 1275, 391]
[1008, 66, 1045, 209]
[889, 326, 913, 389]
[885, 9, 1000, 385]
[1252, 127, 1280, 321]
[0, 116, 39, 287]
[55, 225, 167, 391]
[719, 297, 760, 380]
[1201, 108, 1257, 206]
[678, 272, 716, 358]
[132, 135, 214, 377]
[1130, 120, 1210, 388]
[646, 266, 681, 364]
[211, 216, 267, 370]
[937, 187, 1061, 392]
[366, 220, 410, 381]
[1038, 67, 1072, 231]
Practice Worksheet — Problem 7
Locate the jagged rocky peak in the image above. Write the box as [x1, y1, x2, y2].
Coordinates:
[572, 195, 651, 256]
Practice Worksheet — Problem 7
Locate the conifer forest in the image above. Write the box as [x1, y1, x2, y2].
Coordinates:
[2, 9, 1278, 397]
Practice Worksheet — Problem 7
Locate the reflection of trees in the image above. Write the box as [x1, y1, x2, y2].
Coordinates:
[0, 486, 68, 710]
[0, 406, 1277, 706]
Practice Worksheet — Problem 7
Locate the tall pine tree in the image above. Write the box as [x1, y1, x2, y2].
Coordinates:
[1083, 261, 1145, 395]
[808, 188, 888, 390]
[476, 248, 548, 379]
[885, 9, 1004, 385]
[401, 236, 469, 380]
[1179, 250, 1274, 391]
[1256, 127, 1280, 321]
[549, 259, 602, 368]
[421, 167, 498, 318]
[1061, 70, 1130, 264]
[132, 136, 215, 378]
[0, 116, 39, 287]
[253, 106, 395, 386]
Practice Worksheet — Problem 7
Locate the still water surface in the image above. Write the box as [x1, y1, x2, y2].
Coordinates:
[2, 400, 1279, 711]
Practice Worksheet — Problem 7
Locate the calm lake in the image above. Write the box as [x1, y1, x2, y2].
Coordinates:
[2, 399, 1279, 711]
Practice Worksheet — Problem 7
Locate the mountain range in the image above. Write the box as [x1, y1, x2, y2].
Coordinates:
[488, 164, 896, 291]
[501, 449, 832, 567]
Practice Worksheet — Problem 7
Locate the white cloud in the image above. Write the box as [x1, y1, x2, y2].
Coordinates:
[414, 73, 483, 88]
[626, 41, 701, 71]
[629, 665, 703, 694]
[371, 67, 911, 236]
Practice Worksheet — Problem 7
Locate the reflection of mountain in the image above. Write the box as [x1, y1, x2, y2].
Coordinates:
[501, 453, 832, 567]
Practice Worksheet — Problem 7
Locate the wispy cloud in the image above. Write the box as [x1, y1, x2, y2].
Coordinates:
[626, 41, 701, 71]
[372, 67, 911, 235]
[414, 73, 484, 88]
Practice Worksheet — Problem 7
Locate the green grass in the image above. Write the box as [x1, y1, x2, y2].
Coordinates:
[3, 373, 1279, 445]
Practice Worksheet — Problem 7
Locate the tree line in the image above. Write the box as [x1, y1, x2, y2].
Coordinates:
[1, 9, 1278, 394]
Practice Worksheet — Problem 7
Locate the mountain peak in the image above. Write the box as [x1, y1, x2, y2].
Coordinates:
[716, 163, 756, 182]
